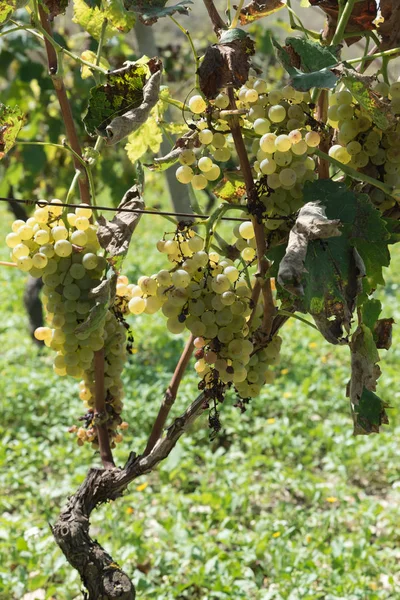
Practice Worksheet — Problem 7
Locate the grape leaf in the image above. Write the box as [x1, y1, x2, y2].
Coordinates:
[361, 298, 382, 330]
[199, 36, 255, 99]
[97, 185, 144, 269]
[353, 388, 389, 435]
[124, 0, 192, 25]
[73, 0, 135, 39]
[277, 201, 341, 296]
[374, 318, 394, 350]
[341, 71, 391, 131]
[347, 323, 381, 405]
[213, 172, 246, 201]
[75, 275, 117, 335]
[0, 0, 16, 24]
[145, 130, 198, 171]
[273, 39, 338, 91]
[0, 104, 24, 159]
[80, 50, 110, 80]
[125, 111, 163, 163]
[238, 0, 286, 25]
[276, 181, 390, 344]
[306, 180, 391, 298]
[40, 0, 69, 18]
[309, 0, 377, 45]
[283, 37, 340, 72]
[378, 0, 400, 52]
[83, 59, 161, 140]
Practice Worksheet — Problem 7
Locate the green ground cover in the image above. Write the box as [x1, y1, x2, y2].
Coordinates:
[0, 196, 399, 600]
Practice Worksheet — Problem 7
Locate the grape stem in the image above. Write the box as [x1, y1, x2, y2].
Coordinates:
[204, 203, 245, 251]
[331, 0, 357, 46]
[226, 87, 275, 336]
[316, 91, 330, 180]
[169, 16, 200, 90]
[144, 335, 195, 456]
[0, 261, 18, 268]
[230, 0, 244, 29]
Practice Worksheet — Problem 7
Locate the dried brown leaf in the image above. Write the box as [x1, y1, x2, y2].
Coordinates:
[239, 0, 286, 25]
[374, 317, 394, 350]
[377, 0, 400, 52]
[198, 37, 255, 99]
[97, 185, 144, 266]
[309, 0, 377, 45]
[277, 201, 341, 296]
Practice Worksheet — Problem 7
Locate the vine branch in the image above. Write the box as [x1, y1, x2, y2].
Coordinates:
[53, 392, 207, 600]
[226, 87, 275, 336]
[38, 6, 91, 205]
[203, 0, 226, 34]
[144, 335, 195, 455]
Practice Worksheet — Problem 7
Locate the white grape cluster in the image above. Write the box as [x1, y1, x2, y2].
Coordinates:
[236, 79, 320, 221]
[127, 224, 280, 399]
[6, 202, 129, 447]
[327, 83, 400, 209]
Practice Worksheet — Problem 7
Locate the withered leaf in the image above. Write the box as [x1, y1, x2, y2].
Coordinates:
[377, 0, 400, 52]
[97, 185, 144, 268]
[239, 0, 285, 25]
[347, 323, 381, 406]
[309, 0, 377, 45]
[374, 318, 394, 350]
[40, 0, 69, 19]
[277, 201, 341, 296]
[106, 59, 162, 144]
[145, 130, 198, 171]
[198, 36, 255, 99]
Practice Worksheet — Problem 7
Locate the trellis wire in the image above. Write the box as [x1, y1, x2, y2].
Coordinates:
[0, 197, 247, 222]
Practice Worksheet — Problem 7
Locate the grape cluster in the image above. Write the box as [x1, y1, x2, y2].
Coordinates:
[236, 79, 320, 221]
[6, 202, 129, 447]
[127, 224, 281, 400]
[327, 82, 400, 210]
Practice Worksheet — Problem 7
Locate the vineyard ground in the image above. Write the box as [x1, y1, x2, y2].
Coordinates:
[0, 194, 400, 600]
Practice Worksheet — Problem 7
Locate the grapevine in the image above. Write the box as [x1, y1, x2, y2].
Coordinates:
[1, 0, 400, 598]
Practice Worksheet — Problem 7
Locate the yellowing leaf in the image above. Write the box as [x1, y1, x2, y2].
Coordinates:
[136, 482, 148, 492]
[73, 0, 135, 40]
[80, 50, 110, 80]
[125, 112, 163, 163]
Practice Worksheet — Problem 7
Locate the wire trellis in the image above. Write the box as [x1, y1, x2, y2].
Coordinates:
[0, 197, 247, 222]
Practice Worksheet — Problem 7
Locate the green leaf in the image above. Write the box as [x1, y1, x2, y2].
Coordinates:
[124, 0, 192, 23]
[353, 388, 389, 435]
[125, 112, 163, 163]
[0, 104, 24, 159]
[73, 0, 135, 40]
[284, 37, 340, 72]
[350, 196, 391, 296]
[305, 180, 391, 299]
[342, 72, 391, 131]
[361, 298, 382, 330]
[0, 0, 15, 24]
[83, 62, 148, 136]
[219, 29, 248, 44]
[273, 39, 339, 91]
[212, 172, 246, 201]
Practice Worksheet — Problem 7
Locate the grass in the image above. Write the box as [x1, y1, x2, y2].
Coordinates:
[0, 194, 400, 600]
